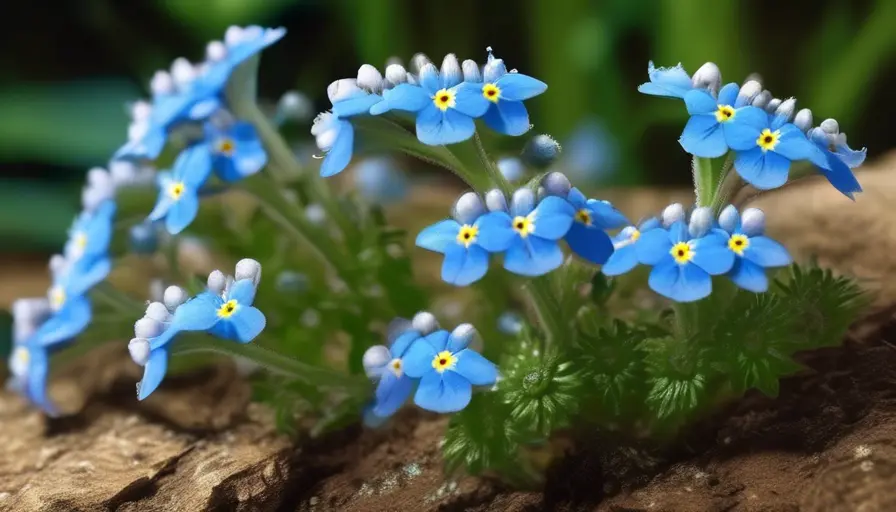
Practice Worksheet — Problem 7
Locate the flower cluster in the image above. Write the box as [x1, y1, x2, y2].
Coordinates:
[114, 26, 285, 234]
[128, 259, 266, 400]
[6, 169, 118, 414]
[311, 48, 548, 177]
[603, 203, 791, 301]
[639, 61, 865, 198]
[362, 312, 498, 423]
[417, 172, 627, 286]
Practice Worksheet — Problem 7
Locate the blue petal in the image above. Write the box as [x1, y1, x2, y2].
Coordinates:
[503, 236, 564, 276]
[332, 93, 382, 118]
[452, 349, 498, 386]
[228, 279, 258, 305]
[414, 370, 472, 413]
[565, 223, 614, 265]
[320, 119, 354, 177]
[174, 143, 214, 188]
[453, 82, 491, 118]
[416, 219, 461, 254]
[588, 200, 629, 229]
[476, 212, 516, 252]
[734, 147, 791, 190]
[834, 141, 866, 168]
[419, 65, 441, 94]
[532, 196, 575, 240]
[817, 149, 862, 199]
[442, 244, 489, 286]
[214, 305, 266, 343]
[717, 83, 739, 106]
[372, 372, 415, 418]
[26, 348, 56, 415]
[668, 221, 689, 243]
[446, 330, 473, 352]
[35, 295, 91, 346]
[728, 259, 769, 293]
[495, 73, 547, 101]
[416, 105, 476, 146]
[774, 125, 827, 168]
[638, 61, 692, 99]
[64, 257, 111, 297]
[566, 188, 587, 208]
[151, 293, 221, 350]
[635, 228, 672, 265]
[648, 259, 712, 302]
[684, 89, 719, 115]
[212, 123, 267, 182]
[689, 233, 735, 275]
[402, 337, 438, 378]
[482, 100, 530, 136]
[165, 192, 200, 235]
[370, 83, 431, 115]
[188, 98, 221, 120]
[602, 244, 639, 276]
[137, 348, 169, 400]
[83, 201, 116, 256]
[680, 115, 727, 158]
[723, 107, 766, 150]
[744, 236, 792, 268]
[391, 331, 421, 358]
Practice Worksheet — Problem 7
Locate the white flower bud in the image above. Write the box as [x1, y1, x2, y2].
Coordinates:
[449, 324, 477, 350]
[691, 62, 722, 97]
[662, 203, 686, 227]
[485, 189, 508, 212]
[149, 71, 175, 96]
[163, 286, 188, 312]
[411, 311, 440, 335]
[144, 302, 170, 323]
[740, 208, 766, 237]
[206, 40, 227, 62]
[511, 188, 536, 215]
[207, 270, 227, 295]
[410, 53, 432, 75]
[542, 172, 571, 198]
[820, 118, 840, 135]
[234, 258, 262, 286]
[688, 207, 714, 238]
[440, 54, 462, 86]
[718, 205, 739, 233]
[522, 134, 561, 168]
[363, 345, 392, 378]
[384, 64, 408, 86]
[49, 254, 67, 276]
[452, 192, 486, 225]
[736, 80, 762, 107]
[127, 121, 149, 143]
[356, 64, 384, 94]
[765, 98, 782, 114]
[774, 98, 797, 122]
[483, 51, 506, 83]
[134, 317, 165, 339]
[130, 100, 152, 122]
[224, 26, 245, 46]
[751, 90, 772, 109]
[129, 338, 151, 367]
[327, 78, 363, 104]
[170, 58, 196, 88]
[462, 59, 482, 82]
[793, 109, 813, 133]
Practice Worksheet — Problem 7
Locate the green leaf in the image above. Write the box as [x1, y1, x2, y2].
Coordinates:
[501, 349, 580, 437]
[640, 336, 711, 424]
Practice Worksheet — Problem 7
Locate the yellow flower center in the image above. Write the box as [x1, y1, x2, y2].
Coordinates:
[432, 89, 456, 111]
[217, 137, 236, 155]
[217, 299, 239, 318]
[389, 358, 403, 377]
[715, 105, 736, 123]
[168, 182, 186, 200]
[757, 128, 781, 152]
[728, 234, 750, 256]
[431, 350, 457, 373]
[575, 209, 592, 226]
[50, 286, 66, 310]
[512, 215, 535, 238]
[15, 347, 29, 366]
[630, 229, 641, 242]
[670, 242, 693, 264]
[456, 224, 479, 248]
[482, 83, 501, 103]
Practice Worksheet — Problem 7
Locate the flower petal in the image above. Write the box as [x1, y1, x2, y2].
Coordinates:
[722, 107, 765, 150]
[402, 337, 438, 378]
[137, 348, 169, 400]
[816, 149, 862, 199]
[228, 279, 257, 305]
[25, 348, 56, 415]
[373, 373, 415, 418]
[416, 105, 476, 145]
[452, 349, 498, 386]
[175, 143, 214, 189]
[332, 93, 382, 118]
[503, 236, 564, 276]
[165, 192, 200, 235]
[532, 196, 575, 240]
[452, 82, 491, 118]
[744, 236, 792, 268]
[495, 73, 547, 101]
[588, 200, 629, 229]
[416, 219, 461, 254]
[684, 89, 718, 115]
[65, 257, 111, 298]
[391, 330, 421, 358]
[476, 212, 516, 252]
[602, 244, 639, 276]
[414, 370, 472, 413]
[635, 228, 672, 265]
[370, 83, 431, 115]
[35, 295, 91, 346]
[442, 244, 489, 286]
[482, 100, 531, 136]
[728, 259, 769, 292]
[638, 61, 692, 99]
[679, 114, 727, 158]
[834, 141, 867, 169]
[734, 147, 790, 190]
[775, 124, 827, 168]
[218, 306, 266, 343]
[320, 119, 354, 177]
[648, 259, 712, 302]
[690, 233, 735, 275]
[565, 223, 614, 265]
[717, 83, 739, 106]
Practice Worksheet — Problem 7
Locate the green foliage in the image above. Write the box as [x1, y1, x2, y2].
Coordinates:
[641, 336, 710, 426]
[502, 347, 580, 438]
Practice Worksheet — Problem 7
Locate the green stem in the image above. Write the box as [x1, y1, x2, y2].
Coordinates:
[170, 337, 370, 393]
[672, 302, 699, 339]
[692, 156, 715, 207]
[91, 282, 144, 315]
[473, 133, 513, 195]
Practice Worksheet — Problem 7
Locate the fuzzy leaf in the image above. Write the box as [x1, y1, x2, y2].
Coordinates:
[502, 351, 580, 437]
[641, 336, 711, 424]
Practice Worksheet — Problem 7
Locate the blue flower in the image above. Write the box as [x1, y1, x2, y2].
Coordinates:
[192, 26, 286, 100]
[312, 78, 383, 177]
[558, 187, 628, 265]
[717, 206, 792, 292]
[637, 61, 694, 99]
[806, 122, 864, 199]
[370, 56, 490, 145]
[477, 188, 575, 276]
[478, 48, 547, 136]
[416, 192, 494, 286]
[679, 83, 769, 158]
[133, 264, 266, 400]
[601, 217, 662, 276]
[635, 220, 735, 302]
[726, 112, 829, 190]
[402, 326, 498, 413]
[206, 120, 267, 182]
[147, 143, 213, 234]
[64, 199, 116, 274]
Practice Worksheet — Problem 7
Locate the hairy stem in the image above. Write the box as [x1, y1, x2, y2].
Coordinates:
[692, 156, 715, 207]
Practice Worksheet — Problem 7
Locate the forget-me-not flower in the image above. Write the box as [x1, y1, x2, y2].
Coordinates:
[416, 192, 494, 286]
[370, 55, 489, 145]
[477, 188, 575, 276]
[635, 207, 735, 302]
[601, 217, 662, 276]
[478, 48, 547, 136]
[679, 83, 770, 158]
[130, 260, 266, 400]
[402, 324, 498, 413]
[805, 117, 864, 199]
[637, 61, 695, 99]
[8, 298, 56, 413]
[148, 142, 213, 234]
[206, 119, 267, 182]
[717, 206, 792, 292]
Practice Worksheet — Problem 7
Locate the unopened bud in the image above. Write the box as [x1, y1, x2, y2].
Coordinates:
[452, 192, 486, 224]
[691, 62, 722, 97]
[740, 208, 766, 236]
[542, 172, 571, 198]
[522, 134, 561, 169]
[662, 203, 686, 227]
[411, 311, 440, 335]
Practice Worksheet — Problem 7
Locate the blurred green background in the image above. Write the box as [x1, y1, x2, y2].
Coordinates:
[1, 0, 894, 254]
